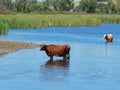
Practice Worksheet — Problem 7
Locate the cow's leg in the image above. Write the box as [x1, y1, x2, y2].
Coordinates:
[63, 54, 70, 62]
[50, 56, 53, 61]
[65, 47, 70, 62]
[63, 55, 66, 61]
[67, 54, 70, 60]
[66, 54, 70, 62]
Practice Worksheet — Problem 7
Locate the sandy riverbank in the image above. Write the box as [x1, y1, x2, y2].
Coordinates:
[0, 40, 38, 56]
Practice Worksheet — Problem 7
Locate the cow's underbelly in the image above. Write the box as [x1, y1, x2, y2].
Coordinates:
[55, 54, 64, 57]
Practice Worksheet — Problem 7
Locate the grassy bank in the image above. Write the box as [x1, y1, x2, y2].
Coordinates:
[0, 14, 120, 33]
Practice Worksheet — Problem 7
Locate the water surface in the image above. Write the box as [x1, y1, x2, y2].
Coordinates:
[0, 24, 120, 90]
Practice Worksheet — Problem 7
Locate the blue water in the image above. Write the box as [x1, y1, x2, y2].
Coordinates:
[0, 24, 120, 90]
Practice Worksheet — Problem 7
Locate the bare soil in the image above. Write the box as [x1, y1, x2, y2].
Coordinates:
[0, 40, 38, 56]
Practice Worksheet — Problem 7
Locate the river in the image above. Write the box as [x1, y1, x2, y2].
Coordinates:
[0, 24, 120, 90]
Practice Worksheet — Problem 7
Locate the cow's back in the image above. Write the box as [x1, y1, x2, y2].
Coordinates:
[46, 44, 70, 56]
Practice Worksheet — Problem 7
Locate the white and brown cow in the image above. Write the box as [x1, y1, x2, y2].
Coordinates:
[39, 44, 70, 61]
[103, 34, 113, 42]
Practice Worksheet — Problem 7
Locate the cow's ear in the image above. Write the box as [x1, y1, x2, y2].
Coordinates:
[39, 44, 42, 47]
[39, 43, 44, 46]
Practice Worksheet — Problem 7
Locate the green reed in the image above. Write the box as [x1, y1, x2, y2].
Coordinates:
[0, 14, 120, 34]
[0, 18, 9, 35]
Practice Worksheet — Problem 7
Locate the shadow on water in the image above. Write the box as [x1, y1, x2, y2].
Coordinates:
[40, 59, 69, 81]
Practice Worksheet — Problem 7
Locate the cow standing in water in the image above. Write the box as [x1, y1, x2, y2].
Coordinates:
[39, 44, 70, 62]
[103, 34, 113, 42]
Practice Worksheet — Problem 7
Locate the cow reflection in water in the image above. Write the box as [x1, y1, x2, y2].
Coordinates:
[40, 59, 69, 81]
[45, 59, 69, 67]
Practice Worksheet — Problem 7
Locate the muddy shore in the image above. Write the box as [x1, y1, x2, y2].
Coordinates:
[0, 40, 38, 56]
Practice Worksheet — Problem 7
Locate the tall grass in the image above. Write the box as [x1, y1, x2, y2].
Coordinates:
[0, 14, 120, 34]
[0, 18, 9, 35]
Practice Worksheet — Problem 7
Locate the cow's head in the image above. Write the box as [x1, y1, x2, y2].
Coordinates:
[39, 44, 46, 51]
[103, 34, 108, 40]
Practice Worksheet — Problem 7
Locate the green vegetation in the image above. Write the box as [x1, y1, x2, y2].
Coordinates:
[0, 18, 9, 35]
[0, 14, 120, 33]
[1, 0, 120, 14]
[0, 0, 120, 34]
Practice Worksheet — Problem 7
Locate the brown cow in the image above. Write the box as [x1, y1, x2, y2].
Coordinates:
[103, 34, 113, 42]
[39, 44, 70, 62]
